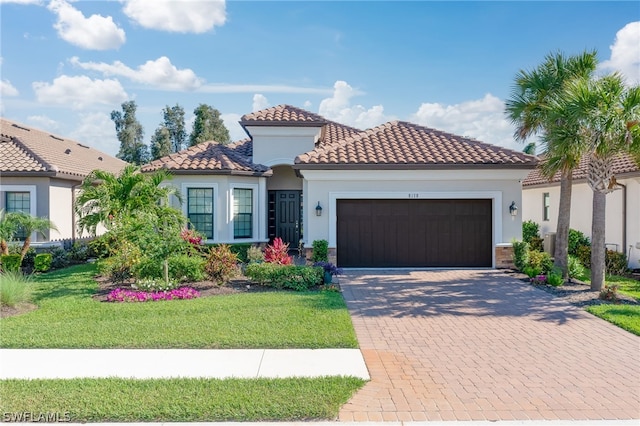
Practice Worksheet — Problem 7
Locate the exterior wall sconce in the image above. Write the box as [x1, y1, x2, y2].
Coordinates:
[315, 202, 323, 217]
[509, 201, 518, 219]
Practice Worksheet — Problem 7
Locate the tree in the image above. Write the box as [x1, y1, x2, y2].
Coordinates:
[190, 104, 230, 146]
[10, 213, 57, 261]
[522, 142, 537, 155]
[75, 164, 181, 236]
[553, 74, 640, 290]
[0, 209, 18, 255]
[150, 126, 172, 160]
[111, 101, 148, 165]
[505, 50, 597, 277]
[163, 104, 187, 152]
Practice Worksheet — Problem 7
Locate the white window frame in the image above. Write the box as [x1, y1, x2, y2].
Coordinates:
[229, 183, 259, 241]
[543, 192, 550, 221]
[0, 185, 38, 241]
[182, 183, 218, 242]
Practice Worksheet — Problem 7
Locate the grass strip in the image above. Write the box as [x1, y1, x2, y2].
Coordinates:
[586, 304, 640, 336]
[0, 377, 366, 422]
[0, 264, 358, 349]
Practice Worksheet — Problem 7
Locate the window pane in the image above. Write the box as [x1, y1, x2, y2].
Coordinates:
[233, 188, 252, 238]
[543, 193, 550, 221]
[187, 188, 213, 239]
[6, 192, 30, 240]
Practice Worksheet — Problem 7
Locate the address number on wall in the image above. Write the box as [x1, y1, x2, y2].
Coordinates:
[408, 193, 419, 198]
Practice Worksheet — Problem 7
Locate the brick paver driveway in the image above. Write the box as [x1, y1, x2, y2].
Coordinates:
[339, 269, 640, 422]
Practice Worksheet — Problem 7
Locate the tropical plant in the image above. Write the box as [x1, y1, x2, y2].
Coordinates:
[567, 255, 585, 280]
[247, 245, 264, 264]
[8, 213, 58, 261]
[549, 73, 640, 290]
[0, 254, 22, 272]
[34, 253, 52, 273]
[511, 240, 529, 271]
[0, 209, 19, 255]
[506, 50, 597, 277]
[205, 244, 239, 285]
[264, 237, 293, 265]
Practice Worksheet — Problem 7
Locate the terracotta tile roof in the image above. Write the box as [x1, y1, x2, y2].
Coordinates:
[295, 121, 538, 168]
[240, 104, 327, 126]
[523, 153, 640, 186]
[319, 121, 362, 146]
[141, 140, 271, 176]
[0, 117, 127, 179]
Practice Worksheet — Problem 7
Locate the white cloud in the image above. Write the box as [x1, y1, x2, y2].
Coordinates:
[70, 56, 203, 91]
[47, 0, 125, 50]
[599, 21, 640, 85]
[32, 75, 128, 109]
[1, 80, 19, 97]
[221, 113, 246, 141]
[200, 83, 331, 95]
[123, 0, 226, 33]
[318, 80, 388, 129]
[411, 94, 520, 151]
[0, 0, 42, 4]
[303, 100, 312, 108]
[252, 94, 269, 112]
[27, 115, 58, 130]
[69, 112, 120, 156]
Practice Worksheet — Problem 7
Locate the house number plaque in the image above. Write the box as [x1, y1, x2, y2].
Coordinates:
[408, 193, 419, 198]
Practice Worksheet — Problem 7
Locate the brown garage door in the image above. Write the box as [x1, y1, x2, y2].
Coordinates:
[337, 199, 492, 267]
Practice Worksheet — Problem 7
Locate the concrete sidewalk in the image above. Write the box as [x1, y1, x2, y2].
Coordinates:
[0, 348, 369, 379]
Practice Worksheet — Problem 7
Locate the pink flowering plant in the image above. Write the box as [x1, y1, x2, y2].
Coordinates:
[107, 287, 200, 302]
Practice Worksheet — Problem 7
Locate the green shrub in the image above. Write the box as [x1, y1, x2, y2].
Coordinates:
[577, 244, 591, 268]
[10, 246, 35, 269]
[247, 245, 264, 264]
[169, 254, 206, 282]
[245, 263, 323, 291]
[99, 240, 142, 283]
[606, 250, 628, 276]
[528, 250, 553, 274]
[512, 241, 529, 271]
[0, 254, 22, 272]
[205, 244, 239, 285]
[311, 239, 329, 262]
[42, 247, 69, 270]
[546, 268, 564, 286]
[523, 265, 541, 278]
[34, 253, 52, 272]
[0, 270, 32, 307]
[522, 220, 543, 251]
[68, 241, 90, 262]
[568, 229, 590, 256]
[88, 233, 117, 259]
[567, 255, 585, 280]
[229, 243, 252, 264]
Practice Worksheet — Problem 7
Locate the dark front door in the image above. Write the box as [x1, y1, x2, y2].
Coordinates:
[269, 190, 302, 247]
[337, 199, 492, 268]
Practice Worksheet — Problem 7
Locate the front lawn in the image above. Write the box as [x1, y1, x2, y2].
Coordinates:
[586, 304, 640, 336]
[0, 263, 358, 349]
[0, 377, 366, 422]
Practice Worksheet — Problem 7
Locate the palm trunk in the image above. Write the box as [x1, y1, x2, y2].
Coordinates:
[0, 240, 8, 256]
[590, 191, 606, 291]
[554, 171, 572, 277]
[20, 236, 32, 262]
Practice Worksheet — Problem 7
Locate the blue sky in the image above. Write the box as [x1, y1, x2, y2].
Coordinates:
[1, 1, 638, 157]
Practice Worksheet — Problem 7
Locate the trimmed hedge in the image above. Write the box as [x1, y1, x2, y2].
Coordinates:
[0, 254, 22, 272]
[245, 263, 323, 291]
[34, 253, 53, 272]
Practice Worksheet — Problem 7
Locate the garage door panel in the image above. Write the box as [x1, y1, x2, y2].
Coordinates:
[337, 199, 492, 267]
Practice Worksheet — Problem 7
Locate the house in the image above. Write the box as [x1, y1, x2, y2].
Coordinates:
[143, 105, 537, 268]
[522, 154, 640, 269]
[0, 118, 127, 243]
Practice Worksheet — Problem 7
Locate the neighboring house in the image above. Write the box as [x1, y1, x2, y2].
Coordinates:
[143, 105, 537, 268]
[522, 154, 640, 269]
[0, 118, 127, 243]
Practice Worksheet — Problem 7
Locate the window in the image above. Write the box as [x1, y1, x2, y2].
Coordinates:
[543, 192, 550, 221]
[6, 192, 30, 240]
[233, 188, 253, 238]
[187, 188, 214, 239]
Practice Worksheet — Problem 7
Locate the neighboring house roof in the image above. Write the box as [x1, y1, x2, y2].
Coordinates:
[141, 140, 272, 176]
[240, 104, 327, 127]
[295, 120, 538, 169]
[0, 117, 127, 180]
[523, 153, 640, 187]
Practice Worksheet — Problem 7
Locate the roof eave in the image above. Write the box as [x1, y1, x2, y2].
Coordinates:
[293, 163, 538, 171]
[142, 168, 272, 177]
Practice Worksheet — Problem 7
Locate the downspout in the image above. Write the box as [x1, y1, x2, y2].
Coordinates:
[616, 182, 627, 266]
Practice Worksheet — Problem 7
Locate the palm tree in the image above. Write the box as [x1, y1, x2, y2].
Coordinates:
[505, 50, 597, 277]
[0, 210, 19, 255]
[9, 213, 58, 261]
[75, 165, 181, 236]
[554, 74, 640, 290]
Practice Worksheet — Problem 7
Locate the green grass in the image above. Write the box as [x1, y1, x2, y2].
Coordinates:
[0, 270, 33, 307]
[586, 305, 640, 336]
[0, 263, 358, 349]
[0, 377, 366, 422]
[574, 268, 640, 299]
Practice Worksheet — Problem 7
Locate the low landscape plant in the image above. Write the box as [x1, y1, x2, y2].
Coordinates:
[605, 250, 628, 276]
[107, 287, 200, 302]
[0, 254, 21, 272]
[247, 245, 264, 264]
[264, 238, 293, 265]
[311, 239, 329, 262]
[567, 254, 585, 280]
[245, 263, 323, 291]
[599, 284, 619, 302]
[0, 271, 32, 307]
[205, 244, 239, 284]
[522, 220, 543, 252]
[546, 268, 564, 287]
[168, 254, 206, 282]
[512, 240, 529, 271]
[132, 278, 179, 292]
[34, 253, 52, 273]
[522, 265, 541, 279]
[568, 228, 590, 256]
[527, 249, 553, 274]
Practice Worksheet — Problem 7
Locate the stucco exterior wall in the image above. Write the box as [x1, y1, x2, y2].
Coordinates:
[167, 174, 268, 244]
[267, 166, 302, 190]
[522, 176, 640, 269]
[245, 126, 321, 166]
[298, 168, 530, 268]
[49, 179, 75, 240]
